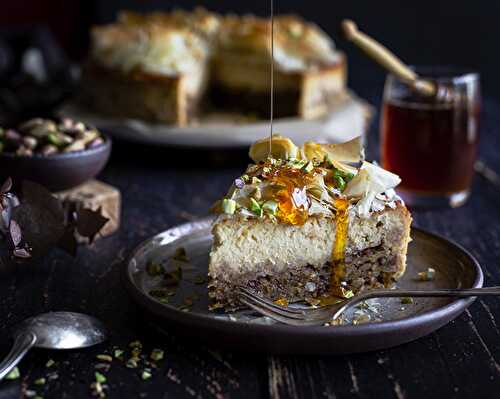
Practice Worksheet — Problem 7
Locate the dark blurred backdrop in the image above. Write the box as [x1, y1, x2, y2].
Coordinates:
[0, 0, 494, 102]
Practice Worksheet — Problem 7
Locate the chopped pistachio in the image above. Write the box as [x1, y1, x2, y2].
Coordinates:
[146, 261, 164, 276]
[47, 133, 64, 147]
[114, 349, 124, 359]
[289, 159, 306, 169]
[34, 377, 46, 385]
[47, 372, 58, 381]
[94, 363, 111, 372]
[221, 198, 236, 215]
[90, 381, 104, 395]
[172, 247, 188, 262]
[164, 267, 182, 286]
[95, 372, 107, 383]
[401, 297, 414, 304]
[150, 349, 164, 362]
[149, 288, 169, 298]
[45, 359, 55, 368]
[129, 340, 142, 349]
[302, 161, 314, 173]
[141, 370, 152, 380]
[418, 267, 436, 281]
[344, 290, 354, 298]
[126, 359, 138, 369]
[249, 198, 263, 217]
[131, 347, 141, 359]
[333, 172, 346, 191]
[96, 354, 113, 362]
[262, 200, 278, 215]
[241, 174, 250, 182]
[5, 367, 20, 380]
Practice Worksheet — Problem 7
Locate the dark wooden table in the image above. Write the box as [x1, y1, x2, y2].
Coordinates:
[1, 96, 500, 399]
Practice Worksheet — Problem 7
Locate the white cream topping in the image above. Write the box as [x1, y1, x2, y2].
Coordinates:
[344, 162, 402, 218]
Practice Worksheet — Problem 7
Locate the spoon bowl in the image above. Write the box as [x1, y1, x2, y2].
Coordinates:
[0, 311, 107, 380]
[14, 311, 107, 349]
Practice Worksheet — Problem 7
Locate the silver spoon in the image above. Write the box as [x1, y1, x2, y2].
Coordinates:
[0, 312, 107, 380]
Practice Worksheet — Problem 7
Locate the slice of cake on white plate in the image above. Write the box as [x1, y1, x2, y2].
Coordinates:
[208, 135, 412, 310]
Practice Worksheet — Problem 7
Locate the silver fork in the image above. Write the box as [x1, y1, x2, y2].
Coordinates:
[237, 286, 500, 326]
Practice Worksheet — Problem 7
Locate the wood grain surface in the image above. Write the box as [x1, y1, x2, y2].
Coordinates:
[0, 97, 499, 399]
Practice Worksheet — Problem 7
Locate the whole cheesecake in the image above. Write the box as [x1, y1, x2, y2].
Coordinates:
[82, 8, 347, 125]
[208, 135, 412, 310]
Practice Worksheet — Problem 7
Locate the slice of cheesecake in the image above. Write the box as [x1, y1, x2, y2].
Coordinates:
[82, 10, 216, 125]
[211, 14, 347, 119]
[208, 135, 412, 310]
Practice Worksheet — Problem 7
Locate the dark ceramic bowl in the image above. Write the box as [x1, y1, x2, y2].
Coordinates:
[0, 134, 111, 192]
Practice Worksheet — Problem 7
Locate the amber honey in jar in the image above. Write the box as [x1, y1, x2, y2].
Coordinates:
[380, 68, 480, 207]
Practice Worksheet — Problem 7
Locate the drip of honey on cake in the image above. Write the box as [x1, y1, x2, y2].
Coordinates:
[266, 164, 311, 225]
[318, 197, 349, 305]
[330, 197, 349, 294]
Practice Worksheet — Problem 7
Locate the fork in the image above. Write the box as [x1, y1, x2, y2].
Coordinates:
[237, 286, 500, 326]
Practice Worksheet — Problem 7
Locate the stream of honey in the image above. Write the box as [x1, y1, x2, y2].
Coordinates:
[266, 0, 348, 303]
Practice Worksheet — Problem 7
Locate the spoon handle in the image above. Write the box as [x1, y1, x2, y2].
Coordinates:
[341, 19, 436, 97]
[0, 331, 36, 380]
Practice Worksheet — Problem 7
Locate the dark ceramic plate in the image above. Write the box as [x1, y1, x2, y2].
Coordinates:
[0, 134, 111, 192]
[123, 217, 483, 354]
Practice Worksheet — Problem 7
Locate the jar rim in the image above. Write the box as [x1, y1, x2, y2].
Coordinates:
[389, 65, 479, 85]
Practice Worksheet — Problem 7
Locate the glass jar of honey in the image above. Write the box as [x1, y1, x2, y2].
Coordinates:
[380, 67, 480, 207]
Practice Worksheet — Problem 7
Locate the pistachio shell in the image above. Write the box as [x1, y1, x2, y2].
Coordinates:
[249, 135, 299, 163]
[18, 118, 45, 132]
[63, 140, 86, 153]
[29, 121, 57, 138]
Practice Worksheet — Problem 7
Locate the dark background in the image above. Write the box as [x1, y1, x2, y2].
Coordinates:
[2, 2, 500, 399]
[1, 0, 495, 101]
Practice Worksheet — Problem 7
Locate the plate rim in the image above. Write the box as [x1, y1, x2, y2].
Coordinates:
[123, 217, 484, 339]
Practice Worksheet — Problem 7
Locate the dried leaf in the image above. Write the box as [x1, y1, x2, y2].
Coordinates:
[13, 248, 31, 258]
[12, 181, 65, 258]
[0, 178, 12, 194]
[76, 207, 109, 244]
[9, 219, 22, 246]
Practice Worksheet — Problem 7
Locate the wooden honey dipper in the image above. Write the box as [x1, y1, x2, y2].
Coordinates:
[341, 19, 455, 102]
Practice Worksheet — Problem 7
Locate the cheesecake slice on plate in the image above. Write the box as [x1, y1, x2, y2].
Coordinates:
[208, 135, 412, 310]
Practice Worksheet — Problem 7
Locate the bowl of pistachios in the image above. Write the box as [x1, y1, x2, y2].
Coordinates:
[0, 117, 111, 191]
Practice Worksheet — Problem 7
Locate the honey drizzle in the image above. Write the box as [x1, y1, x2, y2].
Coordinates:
[266, 162, 310, 225]
[268, 0, 275, 157]
[318, 197, 349, 305]
[330, 198, 349, 295]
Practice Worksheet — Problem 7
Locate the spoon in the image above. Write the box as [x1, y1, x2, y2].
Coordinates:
[0, 312, 107, 380]
[341, 19, 455, 102]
